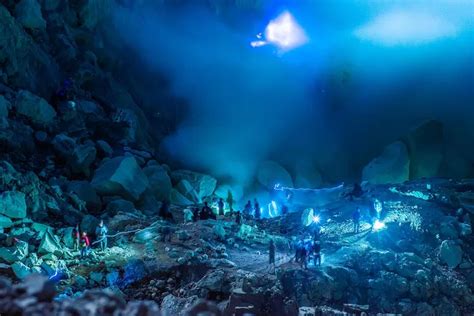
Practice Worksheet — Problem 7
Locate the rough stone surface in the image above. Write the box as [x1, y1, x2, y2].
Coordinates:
[171, 170, 217, 201]
[15, 0, 46, 29]
[362, 141, 410, 184]
[15, 90, 56, 126]
[143, 164, 172, 201]
[0, 191, 27, 218]
[439, 240, 462, 268]
[92, 156, 148, 201]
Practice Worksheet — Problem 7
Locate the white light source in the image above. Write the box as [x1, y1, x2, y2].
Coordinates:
[250, 11, 308, 52]
[313, 215, 321, 224]
[373, 220, 386, 231]
[265, 11, 308, 51]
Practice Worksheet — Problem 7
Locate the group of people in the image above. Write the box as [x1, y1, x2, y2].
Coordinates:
[291, 238, 321, 269]
[72, 220, 108, 258]
[351, 199, 384, 233]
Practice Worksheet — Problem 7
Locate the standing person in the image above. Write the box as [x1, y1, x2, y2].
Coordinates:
[374, 199, 383, 219]
[254, 199, 261, 220]
[243, 200, 252, 218]
[72, 224, 80, 251]
[159, 200, 173, 221]
[300, 243, 308, 269]
[235, 211, 242, 225]
[226, 190, 234, 212]
[218, 198, 225, 216]
[80, 232, 90, 258]
[201, 202, 213, 220]
[95, 220, 108, 252]
[352, 207, 361, 233]
[281, 204, 289, 216]
[313, 241, 321, 267]
[269, 239, 276, 273]
[192, 207, 199, 222]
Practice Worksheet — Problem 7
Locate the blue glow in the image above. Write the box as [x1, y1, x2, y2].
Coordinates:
[268, 200, 279, 218]
[313, 214, 321, 224]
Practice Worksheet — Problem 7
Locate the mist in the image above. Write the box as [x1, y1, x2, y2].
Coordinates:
[112, 0, 474, 187]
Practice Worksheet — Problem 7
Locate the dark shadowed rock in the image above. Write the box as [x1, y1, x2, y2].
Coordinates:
[15, 0, 46, 29]
[0, 191, 27, 218]
[15, 90, 56, 126]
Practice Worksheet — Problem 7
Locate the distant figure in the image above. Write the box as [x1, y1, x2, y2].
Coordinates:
[200, 202, 215, 220]
[269, 239, 276, 273]
[243, 200, 252, 217]
[235, 211, 242, 225]
[300, 244, 308, 269]
[254, 199, 261, 219]
[80, 232, 90, 258]
[72, 224, 80, 251]
[374, 199, 383, 219]
[352, 207, 361, 233]
[218, 198, 225, 216]
[313, 241, 321, 266]
[281, 204, 289, 216]
[294, 240, 303, 263]
[192, 207, 199, 222]
[161, 226, 172, 242]
[183, 208, 194, 223]
[95, 220, 108, 251]
[159, 200, 173, 221]
[226, 190, 234, 212]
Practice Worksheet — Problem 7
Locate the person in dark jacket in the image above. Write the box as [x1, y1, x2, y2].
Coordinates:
[269, 239, 276, 273]
[218, 198, 225, 216]
[254, 199, 261, 219]
[72, 224, 80, 251]
[313, 241, 321, 267]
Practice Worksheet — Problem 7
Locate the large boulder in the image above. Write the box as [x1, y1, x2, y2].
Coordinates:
[0, 6, 59, 96]
[15, 90, 56, 126]
[0, 191, 27, 218]
[362, 141, 410, 184]
[11, 262, 32, 279]
[70, 142, 97, 176]
[38, 231, 62, 255]
[175, 180, 200, 203]
[67, 181, 102, 213]
[171, 170, 216, 201]
[170, 189, 193, 206]
[143, 164, 172, 201]
[401, 120, 444, 179]
[439, 240, 462, 268]
[91, 156, 148, 201]
[14, 0, 46, 29]
[257, 160, 293, 190]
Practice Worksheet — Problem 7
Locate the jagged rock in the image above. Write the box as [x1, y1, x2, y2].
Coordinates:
[143, 164, 172, 201]
[78, 0, 113, 30]
[92, 156, 149, 201]
[171, 170, 217, 201]
[439, 240, 462, 268]
[0, 215, 13, 229]
[70, 141, 97, 176]
[11, 262, 32, 279]
[362, 141, 410, 184]
[96, 140, 113, 157]
[44, 0, 60, 11]
[439, 217, 459, 239]
[176, 180, 200, 203]
[90, 272, 104, 284]
[0, 119, 35, 153]
[0, 191, 27, 218]
[0, 240, 28, 263]
[15, 90, 56, 126]
[170, 189, 193, 206]
[38, 230, 62, 255]
[15, 0, 46, 29]
[0, 95, 10, 118]
[67, 181, 102, 213]
[0, 6, 59, 96]
[402, 120, 444, 179]
[52, 134, 76, 157]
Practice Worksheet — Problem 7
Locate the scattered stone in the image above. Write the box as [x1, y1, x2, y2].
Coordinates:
[15, 90, 56, 126]
[362, 141, 410, 184]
